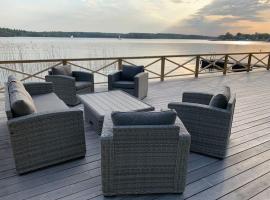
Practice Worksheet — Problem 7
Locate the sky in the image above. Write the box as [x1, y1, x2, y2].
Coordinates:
[0, 0, 270, 36]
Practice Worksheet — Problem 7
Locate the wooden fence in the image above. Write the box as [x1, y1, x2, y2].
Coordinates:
[0, 51, 270, 92]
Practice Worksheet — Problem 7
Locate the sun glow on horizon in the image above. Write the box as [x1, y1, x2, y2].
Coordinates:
[0, 0, 270, 35]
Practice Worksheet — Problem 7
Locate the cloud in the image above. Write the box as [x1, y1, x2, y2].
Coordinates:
[0, 0, 212, 33]
[168, 0, 270, 35]
[2, 0, 269, 35]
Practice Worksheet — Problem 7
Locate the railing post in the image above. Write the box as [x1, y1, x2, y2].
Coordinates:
[62, 60, 67, 65]
[160, 56, 165, 81]
[195, 55, 200, 78]
[267, 54, 270, 70]
[118, 58, 122, 70]
[223, 55, 228, 75]
[247, 53, 252, 72]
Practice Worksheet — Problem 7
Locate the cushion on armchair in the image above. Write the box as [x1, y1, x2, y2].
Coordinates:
[121, 65, 144, 81]
[75, 81, 93, 90]
[209, 86, 231, 109]
[112, 81, 135, 89]
[111, 110, 177, 126]
[7, 75, 36, 117]
[51, 65, 72, 76]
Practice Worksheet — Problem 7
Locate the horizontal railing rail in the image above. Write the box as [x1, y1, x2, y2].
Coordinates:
[0, 51, 270, 92]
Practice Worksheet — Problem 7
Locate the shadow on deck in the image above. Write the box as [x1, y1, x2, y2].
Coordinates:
[1, 71, 270, 200]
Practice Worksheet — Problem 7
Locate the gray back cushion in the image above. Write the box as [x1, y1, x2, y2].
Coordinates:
[51, 65, 72, 76]
[121, 65, 144, 81]
[111, 110, 177, 126]
[209, 86, 231, 109]
[8, 75, 36, 117]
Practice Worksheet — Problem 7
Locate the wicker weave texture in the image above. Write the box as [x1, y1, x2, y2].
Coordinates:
[169, 92, 236, 158]
[108, 71, 148, 99]
[45, 71, 94, 106]
[5, 82, 86, 174]
[8, 109, 86, 174]
[101, 121, 191, 195]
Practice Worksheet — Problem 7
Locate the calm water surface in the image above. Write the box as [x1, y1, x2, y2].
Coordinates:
[0, 37, 269, 83]
[0, 37, 270, 59]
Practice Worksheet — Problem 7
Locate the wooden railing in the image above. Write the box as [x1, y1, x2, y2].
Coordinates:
[0, 51, 270, 92]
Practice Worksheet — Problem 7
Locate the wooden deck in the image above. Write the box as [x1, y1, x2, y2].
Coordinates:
[1, 71, 270, 200]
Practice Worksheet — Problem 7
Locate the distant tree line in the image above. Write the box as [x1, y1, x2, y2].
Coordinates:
[0, 27, 214, 40]
[2, 28, 269, 41]
[218, 32, 270, 41]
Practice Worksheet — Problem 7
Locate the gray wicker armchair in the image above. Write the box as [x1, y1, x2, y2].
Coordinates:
[5, 80, 86, 174]
[101, 111, 190, 196]
[108, 65, 148, 99]
[168, 88, 236, 158]
[46, 67, 94, 106]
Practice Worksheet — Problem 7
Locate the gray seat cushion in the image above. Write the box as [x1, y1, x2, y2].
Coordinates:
[121, 65, 144, 81]
[209, 86, 231, 109]
[8, 76, 37, 117]
[75, 81, 93, 91]
[112, 81, 135, 89]
[111, 110, 177, 126]
[51, 65, 72, 76]
[32, 93, 68, 113]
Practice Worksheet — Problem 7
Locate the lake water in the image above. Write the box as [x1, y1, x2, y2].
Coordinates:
[0, 37, 270, 84]
[1, 37, 270, 59]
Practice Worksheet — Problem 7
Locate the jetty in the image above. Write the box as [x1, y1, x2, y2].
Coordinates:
[0, 51, 270, 199]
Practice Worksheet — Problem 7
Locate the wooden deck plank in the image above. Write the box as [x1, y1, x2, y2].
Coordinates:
[219, 172, 270, 200]
[186, 160, 270, 200]
[249, 187, 270, 200]
[1, 71, 270, 200]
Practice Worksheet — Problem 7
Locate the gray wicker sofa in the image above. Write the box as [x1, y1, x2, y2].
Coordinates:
[168, 86, 236, 158]
[101, 111, 191, 196]
[5, 77, 86, 174]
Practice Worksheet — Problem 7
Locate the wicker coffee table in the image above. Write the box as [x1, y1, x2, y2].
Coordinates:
[78, 90, 154, 134]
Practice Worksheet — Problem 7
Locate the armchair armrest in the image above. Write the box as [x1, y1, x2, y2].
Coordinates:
[168, 102, 231, 135]
[174, 119, 191, 191]
[72, 71, 94, 82]
[108, 71, 122, 90]
[182, 92, 214, 105]
[134, 72, 148, 83]
[23, 82, 54, 95]
[101, 128, 114, 194]
[45, 75, 75, 88]
[134, 72, 148, 99]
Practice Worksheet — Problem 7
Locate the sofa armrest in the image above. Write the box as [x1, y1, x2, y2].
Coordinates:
[8, 108, 84, 134]
[72, 71, 94, 82]
[108, 71, 122, 90]
[23, 82, 54, 95]
[7, 108, 86, 174]
[4, 83, 13, 120]
[182, 92, 214, 105]
[7, 109, 85, 147]
[168, 102, 232, 136]
[134, 72, 148, 99]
